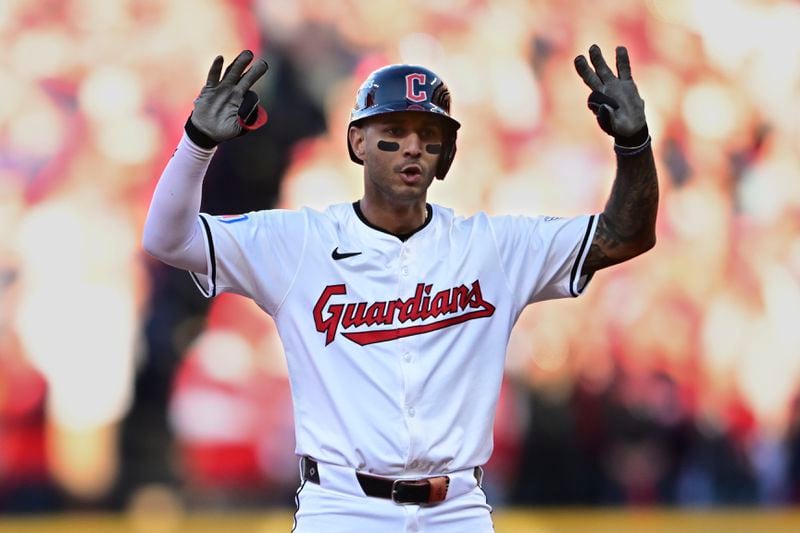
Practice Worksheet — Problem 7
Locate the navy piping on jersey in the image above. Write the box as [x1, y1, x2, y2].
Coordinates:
[352, 200, 433, 242]
[290, 479, 307, 532]
[569, 214, 596, 297]
[189, 215, 217, 297]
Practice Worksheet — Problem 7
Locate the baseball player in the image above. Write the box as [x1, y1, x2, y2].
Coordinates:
[142, 44, 657, 532]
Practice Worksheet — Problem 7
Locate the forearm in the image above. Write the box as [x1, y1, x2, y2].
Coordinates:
[141, 133, 215, 272]
[588, 145, 658, 270]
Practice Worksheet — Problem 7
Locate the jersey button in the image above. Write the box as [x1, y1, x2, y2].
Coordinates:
[401, 266, 409, 276]
[403, 352, 411, 362]
[407, 407, 415, 417]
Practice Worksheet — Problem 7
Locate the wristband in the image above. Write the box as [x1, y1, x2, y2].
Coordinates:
[614, 125, 651, 157]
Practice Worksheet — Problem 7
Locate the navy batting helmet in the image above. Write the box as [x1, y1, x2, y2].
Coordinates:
[347, 64, 461, 180]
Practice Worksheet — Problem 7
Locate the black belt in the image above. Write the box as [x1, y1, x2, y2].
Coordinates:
[302, 457, 474, 505]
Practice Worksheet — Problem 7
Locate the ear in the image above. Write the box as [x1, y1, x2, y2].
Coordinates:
[348, 125, 366, 161]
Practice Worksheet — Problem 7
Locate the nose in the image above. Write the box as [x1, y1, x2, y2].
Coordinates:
[402, 133, 423, 158]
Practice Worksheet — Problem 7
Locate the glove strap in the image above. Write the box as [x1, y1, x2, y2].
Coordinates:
[185, 114, 219, 149]
[614, 125, 651, 157]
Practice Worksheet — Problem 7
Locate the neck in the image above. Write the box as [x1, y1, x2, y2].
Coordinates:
[358, 196, 429, 236]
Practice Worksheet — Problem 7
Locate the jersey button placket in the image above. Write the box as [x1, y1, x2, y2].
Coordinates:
[397, 244, 421, 468]
[399, 243, 412, 277]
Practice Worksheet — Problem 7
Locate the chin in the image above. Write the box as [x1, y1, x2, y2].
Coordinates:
[390, 183, 428, 202]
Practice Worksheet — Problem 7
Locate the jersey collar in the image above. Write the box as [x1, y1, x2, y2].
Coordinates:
[352, 201, 433, 242]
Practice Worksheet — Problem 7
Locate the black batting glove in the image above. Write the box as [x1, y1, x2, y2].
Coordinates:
[574, 45, 649, 150]
[186, 50, 269, 149]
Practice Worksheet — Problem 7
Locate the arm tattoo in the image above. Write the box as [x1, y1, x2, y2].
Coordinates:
[584, 147, 658, 273]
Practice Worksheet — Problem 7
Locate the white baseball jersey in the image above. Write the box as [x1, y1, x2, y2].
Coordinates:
[190, 201, 598, 476]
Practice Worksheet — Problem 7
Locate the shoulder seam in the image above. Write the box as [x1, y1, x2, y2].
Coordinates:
[273, 208, 309, 317]
[485, 214, 517, 303]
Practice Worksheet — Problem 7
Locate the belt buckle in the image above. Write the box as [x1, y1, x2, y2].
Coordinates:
[390, 477, 449, 505]
[391, 479, 414, 505]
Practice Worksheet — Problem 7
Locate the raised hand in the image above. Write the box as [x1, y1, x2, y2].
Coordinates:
[190, 50, 269, 145]
[574, 45, 646, 139]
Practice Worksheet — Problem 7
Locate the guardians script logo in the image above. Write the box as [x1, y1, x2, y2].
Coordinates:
[313, 280, 495, 346]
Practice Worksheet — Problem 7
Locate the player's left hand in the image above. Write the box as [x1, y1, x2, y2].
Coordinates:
[574, 45, 646, 139]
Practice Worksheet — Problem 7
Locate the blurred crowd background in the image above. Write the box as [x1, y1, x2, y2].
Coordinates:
[0, 0, 799, 517]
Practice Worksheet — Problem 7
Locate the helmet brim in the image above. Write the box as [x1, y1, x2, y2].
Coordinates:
[349, 102, 461, 131]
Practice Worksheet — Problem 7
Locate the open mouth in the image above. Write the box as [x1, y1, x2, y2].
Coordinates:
[399, 164, 422, 179]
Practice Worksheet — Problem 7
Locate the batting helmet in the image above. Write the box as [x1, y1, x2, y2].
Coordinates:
[347, 64, 461, 180]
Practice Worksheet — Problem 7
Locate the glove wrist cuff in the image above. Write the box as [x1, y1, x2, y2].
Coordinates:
[185, 114, 219, 149]
[614, 124, 651, 157]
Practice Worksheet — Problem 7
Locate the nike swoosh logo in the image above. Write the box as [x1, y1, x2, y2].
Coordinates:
[332, 247, 362, 261]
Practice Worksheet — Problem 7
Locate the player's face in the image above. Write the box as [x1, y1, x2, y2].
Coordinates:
[350, 112, 444, 204]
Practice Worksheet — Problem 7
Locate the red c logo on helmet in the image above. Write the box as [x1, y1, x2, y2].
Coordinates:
[405, 73, 427, 102]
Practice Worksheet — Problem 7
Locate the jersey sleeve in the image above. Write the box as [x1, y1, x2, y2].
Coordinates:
[489, 213, 599, 308]
[188, 209, 307, 315]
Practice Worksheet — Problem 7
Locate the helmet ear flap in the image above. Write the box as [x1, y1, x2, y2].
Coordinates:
[435, 128, 457, 180]
[347, 122, 365, 165]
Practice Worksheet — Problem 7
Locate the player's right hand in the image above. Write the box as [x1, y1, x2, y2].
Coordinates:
[189, 50, 269, 145]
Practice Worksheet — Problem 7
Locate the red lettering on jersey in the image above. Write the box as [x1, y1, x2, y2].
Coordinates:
[314, 284, 346, 345]
[312, 280, 495, 346]
[405, 73, 427, 103]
